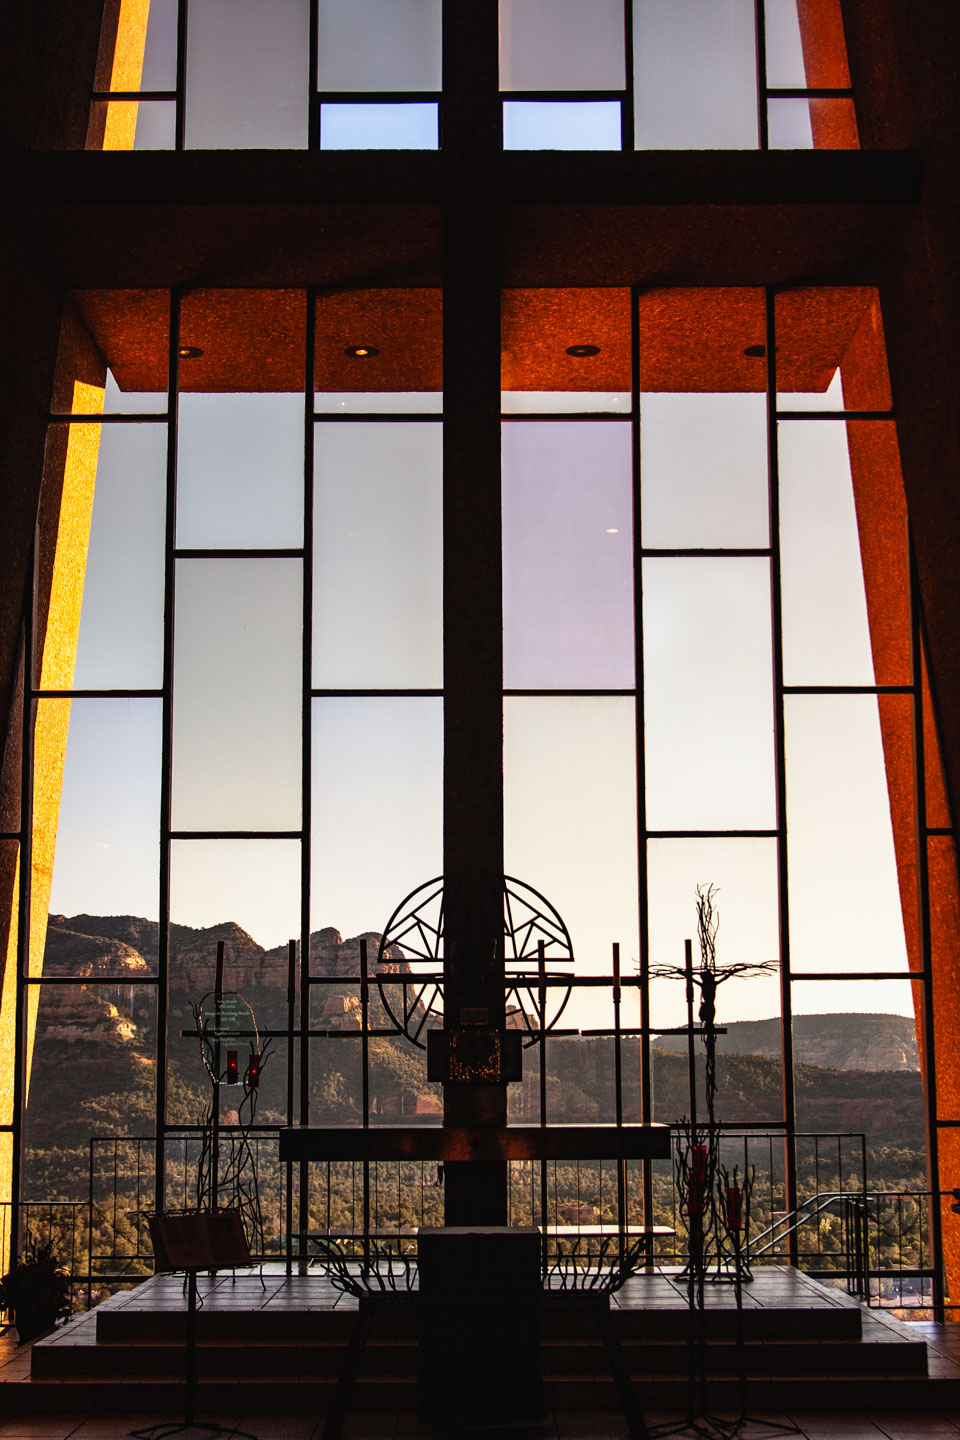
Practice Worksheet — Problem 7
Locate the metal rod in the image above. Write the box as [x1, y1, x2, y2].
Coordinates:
[766, 284, 799, 1264]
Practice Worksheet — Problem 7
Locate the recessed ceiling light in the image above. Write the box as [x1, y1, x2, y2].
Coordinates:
[743, 344, 779, 358]
[345, 345, 379, 358]
[178, 345, 203, 359]
[606, 528, 619, 534]
[566, 344, 600, 358]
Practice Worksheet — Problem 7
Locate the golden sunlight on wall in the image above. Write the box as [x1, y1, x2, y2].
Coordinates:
[0, 381, 103, 1244]
[90, 0, 152, 151]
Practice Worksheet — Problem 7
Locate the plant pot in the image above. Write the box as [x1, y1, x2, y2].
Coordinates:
[13, 1306, 59, 1345]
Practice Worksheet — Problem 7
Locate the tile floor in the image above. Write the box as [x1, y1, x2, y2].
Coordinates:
[4, 1267, 960, 1439]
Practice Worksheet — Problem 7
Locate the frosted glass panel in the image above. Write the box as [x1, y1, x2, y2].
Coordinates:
[765, 0, 807, 87]
[315, 393, 442, 414]
[778, 421, 874, 685]
[504, 697, 639, 974]
[503, 421, 634, 688]
[501, 392, 631, 415]
[643, 558, 776, 830]
[177, 394, 303, 549]
[43, 699, 161, 953]
[134, 101, 177, 150]
[313, 423, 442, 687]
[172, 559, 302, 830]
[503, 101, 621, 150]
[785, 695, 909, 974]
[767, 98, 814, 149]
[640, 394, 769, 549]
[634, 0, 758, 149]
[317, 0, 442, 91]
[320, 103, 438, 150]
[777, 368, 843, 413]
[185, 0, 309, 149]
[499, 0, 626, 91]
[104, 370, 166, 415]
[311, 699, 442, 940]
[140, 0, 179, 90]
[74, 423, 166, 689]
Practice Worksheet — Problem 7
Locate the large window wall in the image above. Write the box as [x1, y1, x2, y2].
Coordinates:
[88, 0, 858, 152]
[6, 278, 960, 1301]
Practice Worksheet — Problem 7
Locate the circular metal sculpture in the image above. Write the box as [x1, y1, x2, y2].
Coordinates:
[375, 876, 574, 1049]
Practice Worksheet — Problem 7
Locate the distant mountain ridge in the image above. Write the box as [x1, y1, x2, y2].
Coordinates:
[654, 1012, 920, 1072]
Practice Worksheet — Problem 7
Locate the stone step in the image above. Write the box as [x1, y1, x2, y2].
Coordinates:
[5, 1370, 960, 1417]
[94, 1296, 863, 1346]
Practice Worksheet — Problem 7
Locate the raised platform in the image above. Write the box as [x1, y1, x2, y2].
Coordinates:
[3, 1266, 958, 1418]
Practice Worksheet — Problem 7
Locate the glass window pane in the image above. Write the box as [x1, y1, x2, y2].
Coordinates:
[135, 100, 176, 149]
[314, 394, 443, 414]
[634, 0, 758, 149]
[776, 368, 844, 413]
[140, 0, 179, 90]
[647, 838, 783, 1123]
[501, 392, 631, 415]
[26, 985, 157, 1201]
[317, 0, 442, 91]
[503, 101, 621, 151]
[320, 103, 438, 150]
[171, 560, 302, 830]
[176, 394, 303, 550]
[785, 694, 909, 974]
[767, 97, 813, 148]
[792, 978, 924, 1165]
[43, 700, 161, 970]
[499, 0, 625, 91]
[90, 98, 176, 150]
[640, 394, 769, 549]
[503, 697, 639, 976]
[503, 421, 634, 688]
[769, 97, 858, 149]
[776, 289, 890, 410]
[778, 420, 874, 686]
[310, 699, 442, 941]
[168, 840, 300, 953]
[104, 370, 167, 415]
[765, 0, 807, 87]
[73, 422, 166, 689]
[642, 558, 776, 830]
[167, 840, 300, 1124]
[185, 0, 309, 149]
[313, 423, 442, 688]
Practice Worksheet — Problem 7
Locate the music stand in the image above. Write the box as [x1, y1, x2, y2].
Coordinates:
[130, 1211, 258, 1440]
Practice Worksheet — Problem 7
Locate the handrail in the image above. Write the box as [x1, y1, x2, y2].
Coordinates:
[748, 1189, 853, 1259]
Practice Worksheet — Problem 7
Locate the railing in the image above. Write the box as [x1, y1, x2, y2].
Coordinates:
[749, 1188, 945, 1313]
[6, 1130, 949, 1321]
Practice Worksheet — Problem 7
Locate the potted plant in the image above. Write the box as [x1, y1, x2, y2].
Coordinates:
[0, 1233, 72, 1344]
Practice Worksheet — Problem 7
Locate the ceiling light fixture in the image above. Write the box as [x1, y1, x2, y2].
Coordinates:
[178, 345, 203, 359]
[566, 344, 600, 357]
[345, 345, 379, 358]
